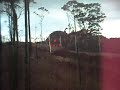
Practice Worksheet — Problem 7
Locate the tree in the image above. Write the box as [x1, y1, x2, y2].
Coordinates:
[62, 0, 106, 36]
[62, 0, 79, 52]
[0, 1, 24, 44]
[0, 0, 20, 90]
[24, 0, 35, 90]
[0, 7, 2, 90]
[33, 7, 49, 42]
[0, 0, 34, 90]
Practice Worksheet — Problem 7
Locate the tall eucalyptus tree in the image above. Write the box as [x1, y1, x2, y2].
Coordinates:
[62, 0, 106, 36]
[24, 0, 30, 90]
[62, 1, 106, 90]
[62, 0, 78, 52]
[24, 0, 35, 90]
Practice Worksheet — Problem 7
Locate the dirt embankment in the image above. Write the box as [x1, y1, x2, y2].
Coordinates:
[1, 44, 100, 90]
[30, 47, 80, 90]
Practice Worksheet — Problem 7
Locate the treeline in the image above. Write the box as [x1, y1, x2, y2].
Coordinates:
[49, 30, 100, 53]
[65, 31, 100, 53]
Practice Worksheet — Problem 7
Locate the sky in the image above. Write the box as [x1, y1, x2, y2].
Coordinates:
[1, 0, 120, 42]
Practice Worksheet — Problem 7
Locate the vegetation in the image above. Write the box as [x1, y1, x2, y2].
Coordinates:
[0, 0, 107, 90]
[0, 0, 33, 90]
[62, 0, 106, 36]
[0, 0, 21, 90]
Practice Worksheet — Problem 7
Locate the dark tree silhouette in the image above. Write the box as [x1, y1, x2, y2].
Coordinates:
[0, 0, 20, 90]
[24, 0, 30, 90]
[0, 9, 2, 90]
[24, 0, 35, 90]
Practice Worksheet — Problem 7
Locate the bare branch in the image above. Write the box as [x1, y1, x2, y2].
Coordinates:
[17, 8, 24, 19]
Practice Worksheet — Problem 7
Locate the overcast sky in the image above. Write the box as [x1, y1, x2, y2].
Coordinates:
[1, 0, 120, 41]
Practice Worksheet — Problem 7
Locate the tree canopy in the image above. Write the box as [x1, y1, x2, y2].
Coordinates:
[62, 0, 106, 36]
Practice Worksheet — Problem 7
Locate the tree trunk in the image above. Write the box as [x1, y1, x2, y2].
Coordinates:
[27, 0, 31, 89]
[9, 1, 19, 90]
[14, 13, 19, 47]
[8, 2, 13, 44]
[74, 16, 77, 52]
[28, 1, 31, 56]
[8, 14, 13, 43]
[10, 2, 19, 46]
[0, 11, 2, 90]
[24, 0, 30, 90]
[12, 8, 19, 46]
[25, 0, 29, 65]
